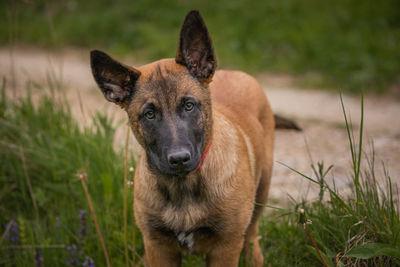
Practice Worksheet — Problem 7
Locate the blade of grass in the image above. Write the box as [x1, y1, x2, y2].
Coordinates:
[79, 172, 111, 267]
[304, 226, 330, 267]
[123, 127, 130, 267]
[129, 167, 137, 265]
[299, 209, 330, 267]
[19, 146, 39, 225]
[277, 161, 320, 185]
[340, 94, 356, 175]
[355, 93, 364, 191]
[0, 219, 13, 245]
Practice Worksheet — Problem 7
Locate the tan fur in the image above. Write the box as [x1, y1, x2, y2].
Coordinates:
[90, 10, 285, 266]
[129, 59, 274, 266]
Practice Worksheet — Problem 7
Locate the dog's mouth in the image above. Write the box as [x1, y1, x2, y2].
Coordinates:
[170, 162, 199, 177]
[162, 158, 199, 177]
[146, 149, 200, 177]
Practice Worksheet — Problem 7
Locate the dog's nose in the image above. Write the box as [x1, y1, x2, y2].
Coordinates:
[168, 150, 191, 167]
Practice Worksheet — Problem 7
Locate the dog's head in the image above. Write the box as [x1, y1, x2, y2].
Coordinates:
[90, 10, 216, 177]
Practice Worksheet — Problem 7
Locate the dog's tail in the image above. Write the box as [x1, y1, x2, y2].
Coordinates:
[274, 114, 302, 131]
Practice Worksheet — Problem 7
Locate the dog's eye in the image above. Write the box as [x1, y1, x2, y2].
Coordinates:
[184, 101, 194, 111]
[145, 110, 155, 119]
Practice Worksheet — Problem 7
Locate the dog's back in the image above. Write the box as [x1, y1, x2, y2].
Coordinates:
[211, 70, 273, 126]
[211, 69, 275, 183]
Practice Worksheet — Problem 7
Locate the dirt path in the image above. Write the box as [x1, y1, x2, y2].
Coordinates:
[1, 47, 399, 204]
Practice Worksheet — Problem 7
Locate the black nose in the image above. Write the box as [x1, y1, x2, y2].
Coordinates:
[168, 150, 191, 167]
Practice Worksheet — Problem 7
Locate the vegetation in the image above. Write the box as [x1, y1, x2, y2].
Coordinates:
[2, 0, 400, 93]
[0, 78, 139, 266]
[1, 73, 399, 266]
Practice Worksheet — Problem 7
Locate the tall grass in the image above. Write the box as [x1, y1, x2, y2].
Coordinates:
[0, 78, 139, 266]
[1, 76, 399, 266]
[263, 95, 400, 266]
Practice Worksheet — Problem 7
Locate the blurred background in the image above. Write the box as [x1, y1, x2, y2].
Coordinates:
[1, 0, 400, 266]
[2, 0, 400, 93]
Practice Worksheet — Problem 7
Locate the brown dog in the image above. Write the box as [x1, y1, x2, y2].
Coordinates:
[91, 10, 298, 267]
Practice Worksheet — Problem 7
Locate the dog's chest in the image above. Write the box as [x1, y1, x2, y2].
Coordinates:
[150, 202, 219, 252]
[160, 202, 207, 232]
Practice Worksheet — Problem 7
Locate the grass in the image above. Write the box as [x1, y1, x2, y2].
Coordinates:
[1, 0, 400, 93]
[0, 78, 140, 266]
[1, 75, 399, 266]
[267, 95, 400, 266]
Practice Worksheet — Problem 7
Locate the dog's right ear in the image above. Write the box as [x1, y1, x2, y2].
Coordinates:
[90, 50, 141, 106]
[175, 10, 217, 85]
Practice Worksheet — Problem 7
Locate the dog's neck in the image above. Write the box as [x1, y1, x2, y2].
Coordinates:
[198, 110, 238, 186]
[196, 138, 213, 170]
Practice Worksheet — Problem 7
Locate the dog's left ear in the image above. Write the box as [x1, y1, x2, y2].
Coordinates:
[91, 50, 141, 107]
[176, 10, 217, 84]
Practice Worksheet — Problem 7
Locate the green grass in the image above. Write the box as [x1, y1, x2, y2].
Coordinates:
[0, 78, 140, 266]
[266, 96, 400, 266]
[1, 77, 399, 266]
[2, 0, 400, 93]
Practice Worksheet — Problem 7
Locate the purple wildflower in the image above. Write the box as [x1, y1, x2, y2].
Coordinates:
[34, 249, 44, 267]
[78, 210, 87, 220]
[66, 209, 95, 266]
[4, 219, 19, 245]
[82, 255, 95, 267]
[78, 210, 89, 242]
[55, 215, 61, 228]
[66, 244, 80, 266]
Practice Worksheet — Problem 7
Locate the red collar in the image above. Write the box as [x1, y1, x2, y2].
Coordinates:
[197, 139, 212, 170]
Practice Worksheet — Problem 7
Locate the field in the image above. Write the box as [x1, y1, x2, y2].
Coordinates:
[1, 0, 400, 93]
[0, 50, 399, 265]
[1, 0, 400, 266]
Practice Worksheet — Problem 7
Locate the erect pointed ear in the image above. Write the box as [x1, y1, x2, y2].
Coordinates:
[90, 50, 141, 106]
[175, 10, 217, 84]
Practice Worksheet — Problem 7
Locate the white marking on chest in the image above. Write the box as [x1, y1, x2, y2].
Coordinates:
[177, 232, 195, 251]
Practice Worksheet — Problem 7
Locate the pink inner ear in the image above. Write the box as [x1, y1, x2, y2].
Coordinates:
[191, 50, 202, 63]
[184, 48, 215, 80]
[175, 10, 216, 80]
[103, 82, 130, 103]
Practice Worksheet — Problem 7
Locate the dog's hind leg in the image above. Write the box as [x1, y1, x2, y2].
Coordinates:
[243, 103, 275, 266]
[243, 166, 272, 267]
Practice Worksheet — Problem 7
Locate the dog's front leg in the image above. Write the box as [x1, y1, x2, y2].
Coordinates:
[143, 237, 181, 267]
[206, 237, 244, 267]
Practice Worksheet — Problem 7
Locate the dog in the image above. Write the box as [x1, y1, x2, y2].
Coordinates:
[91, 9, 299, 267]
